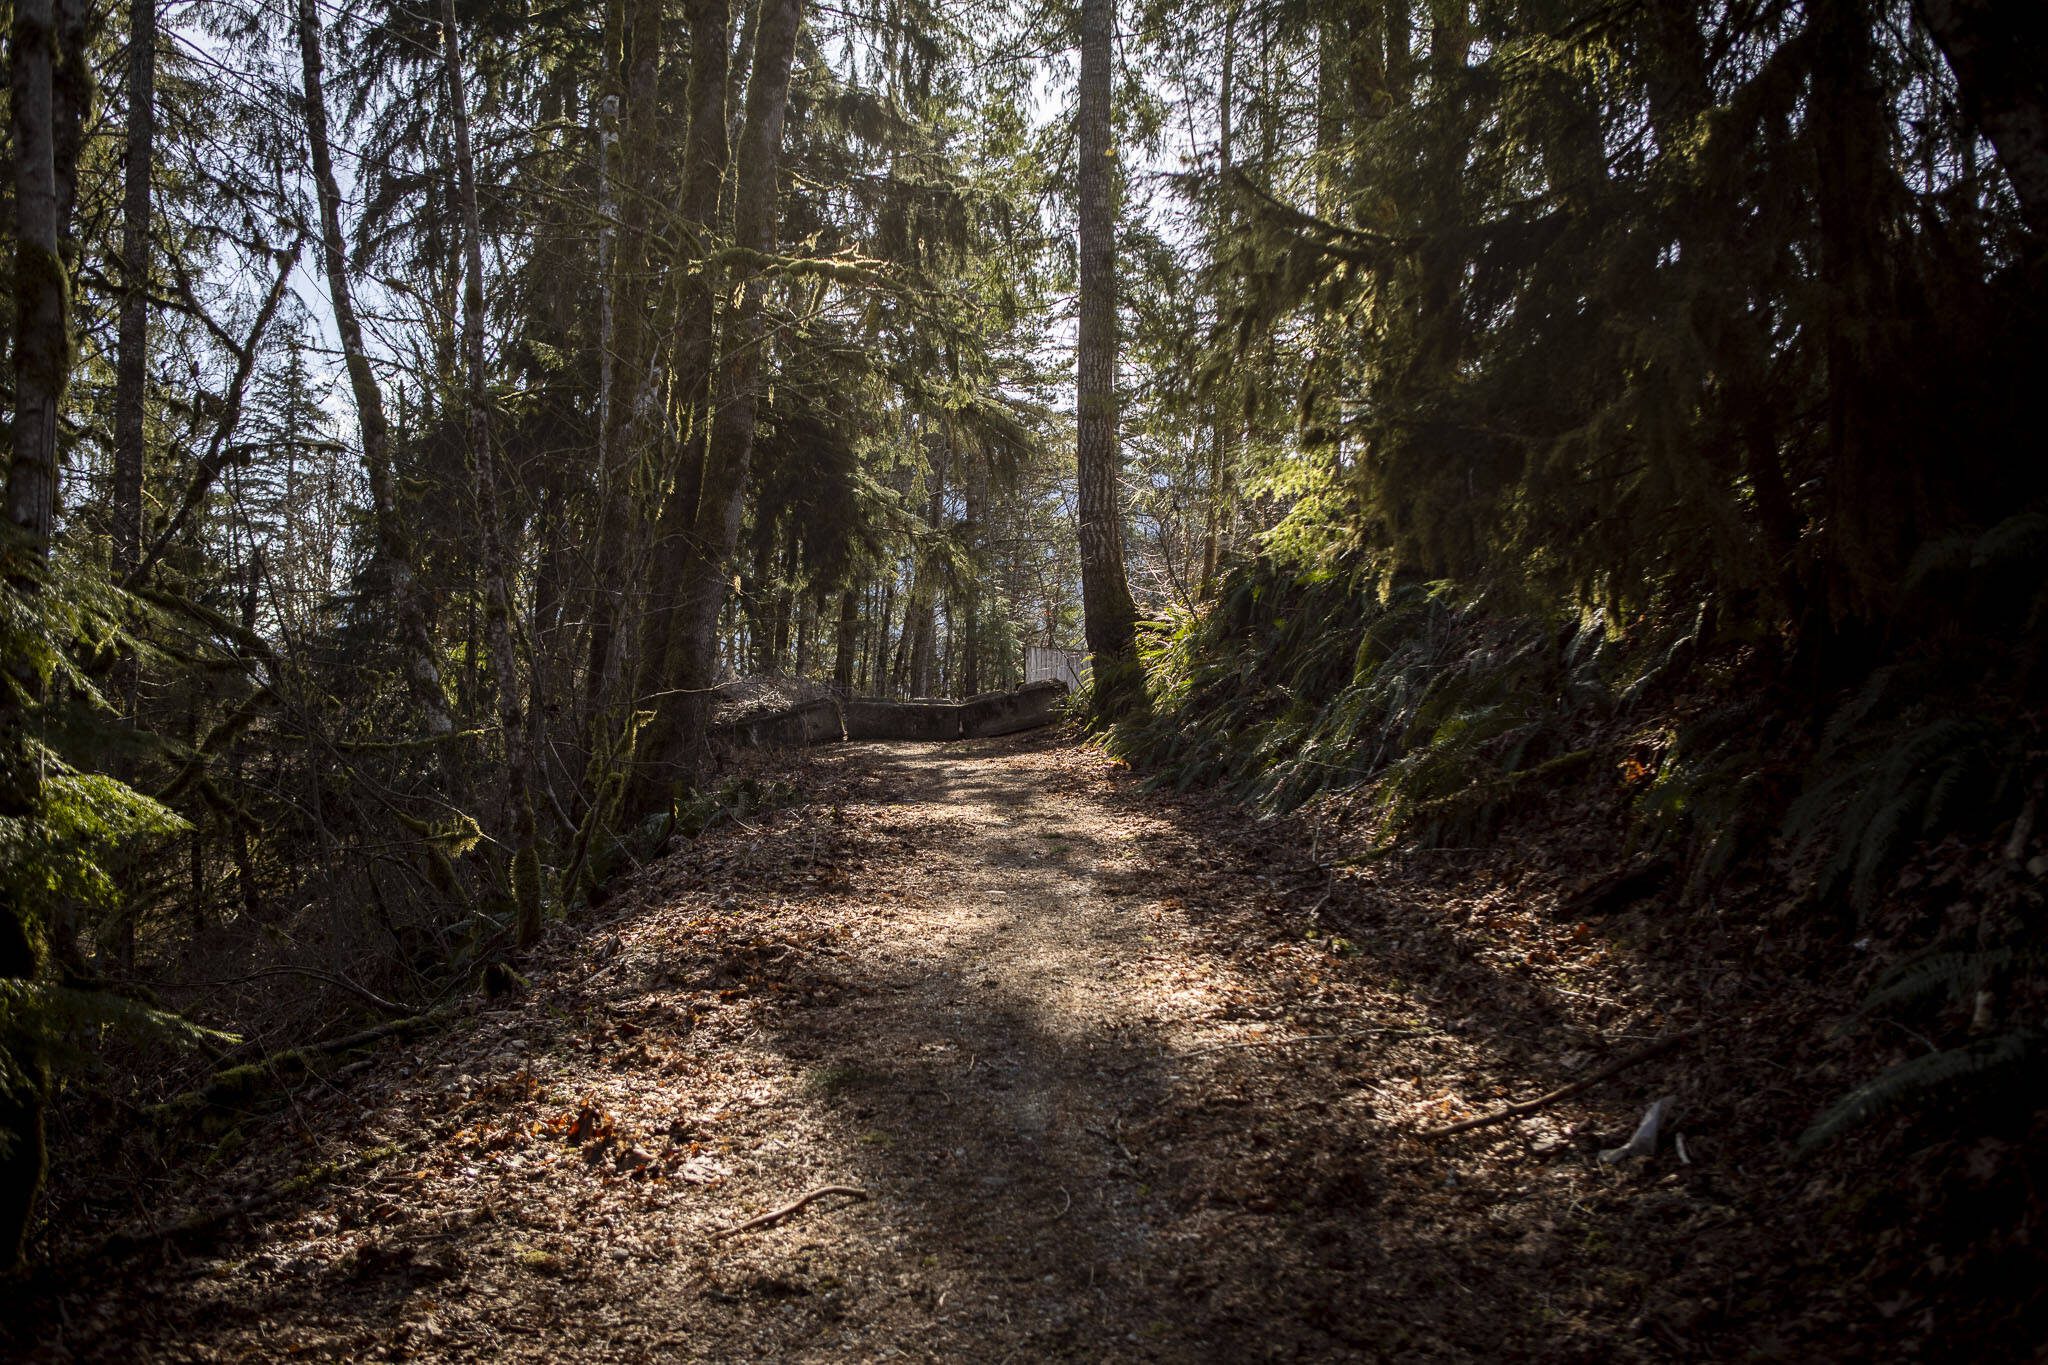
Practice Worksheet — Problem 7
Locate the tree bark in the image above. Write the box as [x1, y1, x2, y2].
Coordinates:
[1915, 0, 2048, 238]
[628, 0, 734, 801]
[1198, 1, 1236, 602]
[1075, 0, 1141, 716]
[963, 445, 985, 696]
[910, 433, 947, 697]
[111, 0, 153, 593]
[7, 0, 67, 569]
[2, 0, 87, 1269]
[832, 585, 860, 692]
[580, 0, 660, 747]
[872, 575, 893, 693]
[1813, 0, 1911, 627]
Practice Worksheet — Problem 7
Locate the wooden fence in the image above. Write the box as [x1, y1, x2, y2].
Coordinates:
[1025, 645, 1087, 694]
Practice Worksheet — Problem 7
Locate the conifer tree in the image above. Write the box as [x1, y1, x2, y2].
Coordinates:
[1075, 0, 1141, 717]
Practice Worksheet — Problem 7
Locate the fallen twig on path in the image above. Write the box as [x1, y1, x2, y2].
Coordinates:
[1174, 1025, 1417, 1059]
[1419, 1027, 1702, 1139]
[713, 1184, 869, 1240]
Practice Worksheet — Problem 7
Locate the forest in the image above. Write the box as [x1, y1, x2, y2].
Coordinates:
[2, 0, 2044, 1357]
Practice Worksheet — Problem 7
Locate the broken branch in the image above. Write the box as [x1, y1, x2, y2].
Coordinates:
[1419, 1027, 1701, 1139]
[1174, 1025, 1416, 1059]
[712, 1184, 868, 1240]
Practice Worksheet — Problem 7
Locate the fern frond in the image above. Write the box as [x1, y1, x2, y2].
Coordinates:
[1798, 1029, 2041, 1153]
[0, 981, 239, 1105]
[1859, 947, 2035, 1017]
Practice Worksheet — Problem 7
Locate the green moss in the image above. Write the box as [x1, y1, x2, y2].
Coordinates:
[147, 1048, 313, 1128]
[476, 961, 529, 997]
[12, 241, 76, 393]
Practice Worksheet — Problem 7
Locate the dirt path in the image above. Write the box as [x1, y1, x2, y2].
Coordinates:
[19, 735, 1749, 1361]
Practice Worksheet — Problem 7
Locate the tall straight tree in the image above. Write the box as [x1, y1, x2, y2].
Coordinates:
[628, 0, 732, 799]
[1075, 0, 1140, 715]
[580, 0, 663, 745]
[1197, 0, 1238, 601]
[3, 0, 87, 1268]
[111, 0, 153, 594]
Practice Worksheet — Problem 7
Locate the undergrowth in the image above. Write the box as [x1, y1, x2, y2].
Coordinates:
[1106, 561, 1626, 849]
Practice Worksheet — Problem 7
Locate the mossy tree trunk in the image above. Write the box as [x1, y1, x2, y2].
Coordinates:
[2, 0, 88, 1270]
[628, 0, 734, 807]
[579, 0, 659, 758]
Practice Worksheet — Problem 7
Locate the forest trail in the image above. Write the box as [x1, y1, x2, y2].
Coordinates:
[27, 735, 1748, 1362]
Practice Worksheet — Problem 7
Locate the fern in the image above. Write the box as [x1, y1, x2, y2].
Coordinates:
[1112, 555, 1618, 843]
[0, 981, 238, 1155]
[1857, 947, 2040, 1018]
[1798, 1029, 2042, 1153]
[0, 745, 191, 926]
[1785, 709, 2015, 918]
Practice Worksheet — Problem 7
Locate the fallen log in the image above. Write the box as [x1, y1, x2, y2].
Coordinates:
[150, 1005, 456, 1122]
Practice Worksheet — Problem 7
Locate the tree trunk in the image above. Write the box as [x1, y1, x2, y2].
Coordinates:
[905, 427, 947, 698]
[908, 594, 935, 697]
[1814, 0, 1912, 630]
[231, 556, 262, 924]
[832, 586, 859, 692]
[7, 3, 68, 568]
[1075, 0, 1141, 716]
[1, 0, 83, 1270]
[629, 0, 734, 799]
[297, 0, 456, 746]
[1197, 5, 1236, 602]
[870, 577, 892, 693]
[793, 589, 814, 677]
[772, 536, 797, 670]
[111, 0, 153, 594]
[580, 0, 658, 747]
[962, 446, 985, 695]
[441, 0, 542, 943]
[1915, 0, 2048, 238]
[902, 605, 920, 696]
[745, 523, 776, 672]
